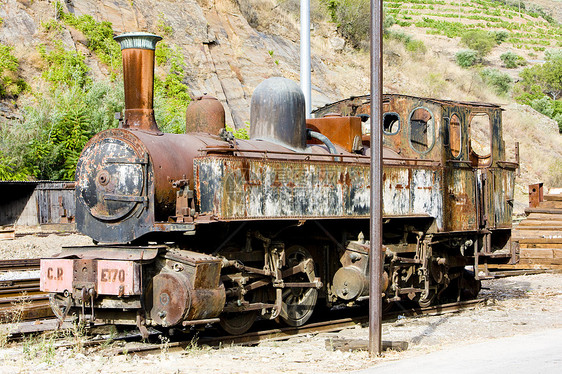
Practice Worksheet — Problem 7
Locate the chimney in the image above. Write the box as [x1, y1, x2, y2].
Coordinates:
[114, 32, 162, 133]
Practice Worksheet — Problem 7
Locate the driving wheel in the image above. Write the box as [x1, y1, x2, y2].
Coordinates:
[279, 245, 318, 327]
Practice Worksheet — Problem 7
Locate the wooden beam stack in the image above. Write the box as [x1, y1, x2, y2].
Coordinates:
[513, 193, 562, 270]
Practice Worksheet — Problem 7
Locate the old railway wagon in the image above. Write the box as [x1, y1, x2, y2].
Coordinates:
[40, 33, 518, 335]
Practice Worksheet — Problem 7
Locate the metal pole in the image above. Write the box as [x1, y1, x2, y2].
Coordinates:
[300, 0, 312, 118]
[369, 0, 383, 356]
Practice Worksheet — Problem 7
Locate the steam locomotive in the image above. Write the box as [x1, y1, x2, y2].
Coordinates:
[40, 33, 518, 335]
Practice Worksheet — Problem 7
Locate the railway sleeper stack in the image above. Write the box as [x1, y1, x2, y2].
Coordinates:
[513, 193, 562, 270]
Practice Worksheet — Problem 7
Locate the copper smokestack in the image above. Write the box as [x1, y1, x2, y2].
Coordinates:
[114, 32, 162, 133]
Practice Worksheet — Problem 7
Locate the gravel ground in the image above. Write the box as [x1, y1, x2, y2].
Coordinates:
[0, 234, 561, 373]
[0, 233, 93, 260]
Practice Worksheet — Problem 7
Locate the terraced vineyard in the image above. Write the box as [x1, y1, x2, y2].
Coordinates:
[388, 0, 561, 55]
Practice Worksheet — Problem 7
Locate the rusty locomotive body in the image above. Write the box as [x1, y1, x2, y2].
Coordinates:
[40, 33, 518, 335]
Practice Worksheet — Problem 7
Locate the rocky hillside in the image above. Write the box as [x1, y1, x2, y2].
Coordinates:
[0, 0, 561, 204]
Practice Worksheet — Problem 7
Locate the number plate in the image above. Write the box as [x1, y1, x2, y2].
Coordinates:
[96, 260, 141, 296]
[40, 259, 74, 293]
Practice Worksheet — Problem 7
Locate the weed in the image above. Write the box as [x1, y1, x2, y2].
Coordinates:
[67, 319, 87, 354]
[1, 79, 123, 180]
[183, 334, 200, 354]
[157, 14, 173, 36]
[57, 7, 121, 73]
[157, 334, 170, 359]
[156, 42, 172, 66]
[22, 332, 57, 365]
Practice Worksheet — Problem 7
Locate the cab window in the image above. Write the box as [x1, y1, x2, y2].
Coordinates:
[409, 107, 434, 153]
[448, 114, 462, 158]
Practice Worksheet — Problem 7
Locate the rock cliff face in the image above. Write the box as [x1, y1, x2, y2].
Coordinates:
[0, 0, 360, 128]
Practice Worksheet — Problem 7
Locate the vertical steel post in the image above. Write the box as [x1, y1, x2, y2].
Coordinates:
[369, 0, 383, 356]
[300, 0, 312, 117]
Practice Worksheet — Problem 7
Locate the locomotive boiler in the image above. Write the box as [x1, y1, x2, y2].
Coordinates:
[40, 32, 518, 335]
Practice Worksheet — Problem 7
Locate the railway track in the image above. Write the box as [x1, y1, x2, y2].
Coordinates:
[0, 258, 52, 322]
[102, 298, 486, 356]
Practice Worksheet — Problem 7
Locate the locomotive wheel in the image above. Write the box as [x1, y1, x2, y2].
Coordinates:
[417, 289, 436, 308]
[279, 245, 318, 327]
[219, 310, 258, 335]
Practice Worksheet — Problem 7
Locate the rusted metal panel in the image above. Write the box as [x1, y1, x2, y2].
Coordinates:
[195, 156, 444, 229]
[529, 183, 544, 208]
[491, 168, 515, 229]
[306, 115, 363, 153]
[195, 157, 369, 219]
[411, 168, 443, 227]
[443, 167, 477, 231]
[383, 168, 410, 216]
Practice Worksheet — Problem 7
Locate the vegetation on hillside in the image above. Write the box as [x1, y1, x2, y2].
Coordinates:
[0, 43, 27, 98]
[0, 0, 561, 182]
[0, 2, 190, 181]
[515, 50, 562, 130]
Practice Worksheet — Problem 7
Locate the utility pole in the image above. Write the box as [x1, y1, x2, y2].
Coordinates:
[369, 0, 383, 357]
[300, 0, 312, 117]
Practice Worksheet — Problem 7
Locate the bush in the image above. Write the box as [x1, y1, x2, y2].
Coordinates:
[491, 30, 509, 45]
[153, 44, 191, 134]
[0, 80, 123, 180]
[518, 52, 562, 100]
[323, 0, 395, 49]
[328, 0, 370, 49]
[0, 152, 29, 181]
[460, 30, 496, 58]
[38, 42, 90, 89]
[405, 39, 427, 53]
[0, 43, 27, 98]
[456, 50, 478, 68]
[480, 68, 512, 95]
[500, 51, 526, 68]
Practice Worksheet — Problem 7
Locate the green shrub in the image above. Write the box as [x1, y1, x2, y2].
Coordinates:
[58, 8, 121, 73]
[500, 51, 526, 68]
[0, 152, 29, 181]
[518, 52, 562, 100]
[491, 30, 509, 44]
[328, 0, 370, 49]
[405, 39, 427, 53]
[0, 43, 27, 98]
[460, 30, 496, 58]
[323, 0, 396, 49]
[38, 43, 90, 89]
[480, 68, 512, 95]
[153, 44, 191, 134]
[456, 50, 478, 68]
[1, 80, 123, 180]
